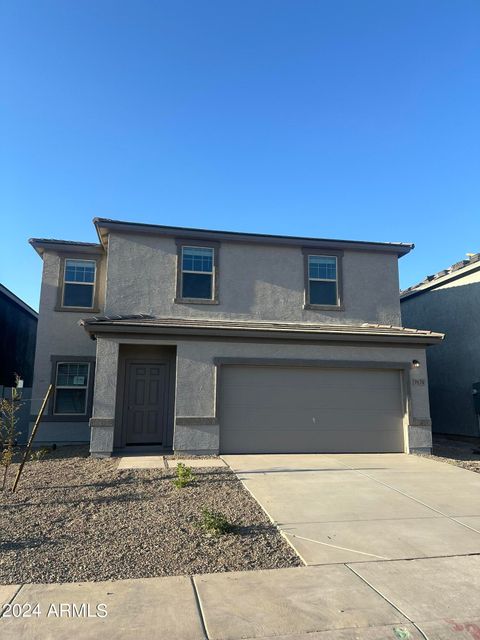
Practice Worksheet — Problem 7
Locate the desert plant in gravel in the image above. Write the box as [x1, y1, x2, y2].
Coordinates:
[0, 381, 23, 491]
[172, 462, 195, 488]
[199, 508, 233, 535]
[28, 448, 50, 462]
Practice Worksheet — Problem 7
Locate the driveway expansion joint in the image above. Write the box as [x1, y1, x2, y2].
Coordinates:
[283, 531, 390, 560]
[345, 564, 430, 640]
[190, 575, 209, 640]
[0, 585, 23, 619]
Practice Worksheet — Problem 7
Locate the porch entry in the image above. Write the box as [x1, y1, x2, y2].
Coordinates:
[117, 345, 176, 448]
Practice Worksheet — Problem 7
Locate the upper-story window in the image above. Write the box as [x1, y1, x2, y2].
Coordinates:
[309, 256, 337, 305]
[62, 259, 96, 308]
[303, 249, 344, 310]
[175, 241, 219, 304]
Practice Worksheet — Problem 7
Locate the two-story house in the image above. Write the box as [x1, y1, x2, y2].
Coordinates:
[29, 218, 443, 457]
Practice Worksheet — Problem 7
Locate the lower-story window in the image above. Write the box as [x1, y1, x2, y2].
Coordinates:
[54, 362, 90, 415]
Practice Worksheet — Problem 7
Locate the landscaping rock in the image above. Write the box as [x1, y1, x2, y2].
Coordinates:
[0, 447, 301, 584]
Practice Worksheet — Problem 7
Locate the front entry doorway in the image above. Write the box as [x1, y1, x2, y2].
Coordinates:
[125, 362, 169, 445]
[117, 345, 176, 449]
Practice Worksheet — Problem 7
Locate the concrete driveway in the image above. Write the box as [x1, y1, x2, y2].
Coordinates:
[222, 453, 480, 564]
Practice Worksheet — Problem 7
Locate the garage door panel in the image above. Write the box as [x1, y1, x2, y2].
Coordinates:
[223, 367, 400, 388]
[219, 366, 405, 454]
[221, 428, 404, 454]
[220, 407, 403, 430]
[222, 386, 402, 412]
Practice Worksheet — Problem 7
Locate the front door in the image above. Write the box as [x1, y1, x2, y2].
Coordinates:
[124, 362, 169, 445]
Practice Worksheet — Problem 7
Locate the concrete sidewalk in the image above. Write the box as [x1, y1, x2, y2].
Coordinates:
[2, 555, 480, 639]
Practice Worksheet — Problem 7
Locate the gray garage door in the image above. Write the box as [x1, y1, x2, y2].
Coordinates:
[219, 365, 405, 454]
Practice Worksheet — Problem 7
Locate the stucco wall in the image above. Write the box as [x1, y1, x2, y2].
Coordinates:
[104, 233, 402, 326]
[401, 271, 480, 436]
[90, 336, 432, 456]
[174, 339, 431, 453]
[30, 250, 106, 443]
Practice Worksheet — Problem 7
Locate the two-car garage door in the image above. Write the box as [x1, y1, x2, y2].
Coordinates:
[219, 365, 405, 454]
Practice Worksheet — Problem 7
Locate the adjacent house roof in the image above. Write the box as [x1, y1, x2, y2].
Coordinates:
[29, 238, 103, 257]
[0, 284, 38, 318]
[80, 314, 443, 345]
[401, 252, 480, 301]
[93, 217, 414, 256]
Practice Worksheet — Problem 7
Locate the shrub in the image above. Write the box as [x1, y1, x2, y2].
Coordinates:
[199, 508, 233, 535]
[28, 448, 50, 462]
[0, 381, 23, 490]
[172, 462, 195, 488]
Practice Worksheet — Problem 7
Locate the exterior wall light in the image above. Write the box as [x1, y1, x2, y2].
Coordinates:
[412, 360, 421, 369]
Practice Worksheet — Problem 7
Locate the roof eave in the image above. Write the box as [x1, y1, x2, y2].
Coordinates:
[29, 238, 104, 257]
[93, 218, 413, 257]
[0, 285, 38, 318]
[402, 261, 480, 301]
[80, 320, 443, 345]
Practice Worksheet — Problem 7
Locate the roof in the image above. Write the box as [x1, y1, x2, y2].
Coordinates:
[29, 238, 103, 257]
[401, 252, 480, 300]
[0, 284, 38, 318]
[80, 314, 443, 345]
[93, 217, 414, 257]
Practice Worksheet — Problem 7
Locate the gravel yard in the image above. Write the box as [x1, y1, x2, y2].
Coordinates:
[418, 435, 480, 474]
[0, 447, 301, 584]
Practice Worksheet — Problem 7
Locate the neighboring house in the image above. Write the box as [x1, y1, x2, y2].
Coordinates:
[29, 218, 443, 457]
[401, 253, 480, 438]
[0, 283, 38, 387]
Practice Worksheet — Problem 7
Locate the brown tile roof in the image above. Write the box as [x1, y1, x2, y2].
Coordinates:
[79, 314, 443, 344]
[29, 238, 101, 247]
[29, 238, 103, 257]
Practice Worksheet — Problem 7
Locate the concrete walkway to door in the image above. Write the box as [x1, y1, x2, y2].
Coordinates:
[222, 453, 480, 565]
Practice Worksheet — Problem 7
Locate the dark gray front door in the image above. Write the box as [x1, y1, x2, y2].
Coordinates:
[124, 362, 169, 445]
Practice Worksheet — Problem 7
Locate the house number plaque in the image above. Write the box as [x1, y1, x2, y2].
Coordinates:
[412, 379, 425, 386]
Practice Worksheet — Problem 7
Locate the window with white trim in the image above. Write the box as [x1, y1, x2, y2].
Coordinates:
[54, 362, 90, 415]
[62, 259, 96, 308]
[181, 246, 214, 299]
[308, 255, 338, 306]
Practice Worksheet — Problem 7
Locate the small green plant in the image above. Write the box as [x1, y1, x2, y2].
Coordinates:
[199, 508, 233, 535]
[28, 448, 49, 462]
[0, 378, 23, 491]
[172, 462, 195, 488]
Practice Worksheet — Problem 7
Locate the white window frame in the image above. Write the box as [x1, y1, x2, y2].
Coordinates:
[53, 361, 91, 416]
[181, 246, 214, 300]
[62, 259, 97, 309]
[308, 254, 339, 306]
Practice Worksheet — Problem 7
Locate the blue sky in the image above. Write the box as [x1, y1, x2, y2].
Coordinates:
[1, 0, 479, 311]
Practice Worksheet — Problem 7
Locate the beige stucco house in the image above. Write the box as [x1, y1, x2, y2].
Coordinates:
[29, 218, 442, 457]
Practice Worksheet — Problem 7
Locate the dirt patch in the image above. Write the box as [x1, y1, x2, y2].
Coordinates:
[0, 447, 301, 584]
[417, 435, 480, 474]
